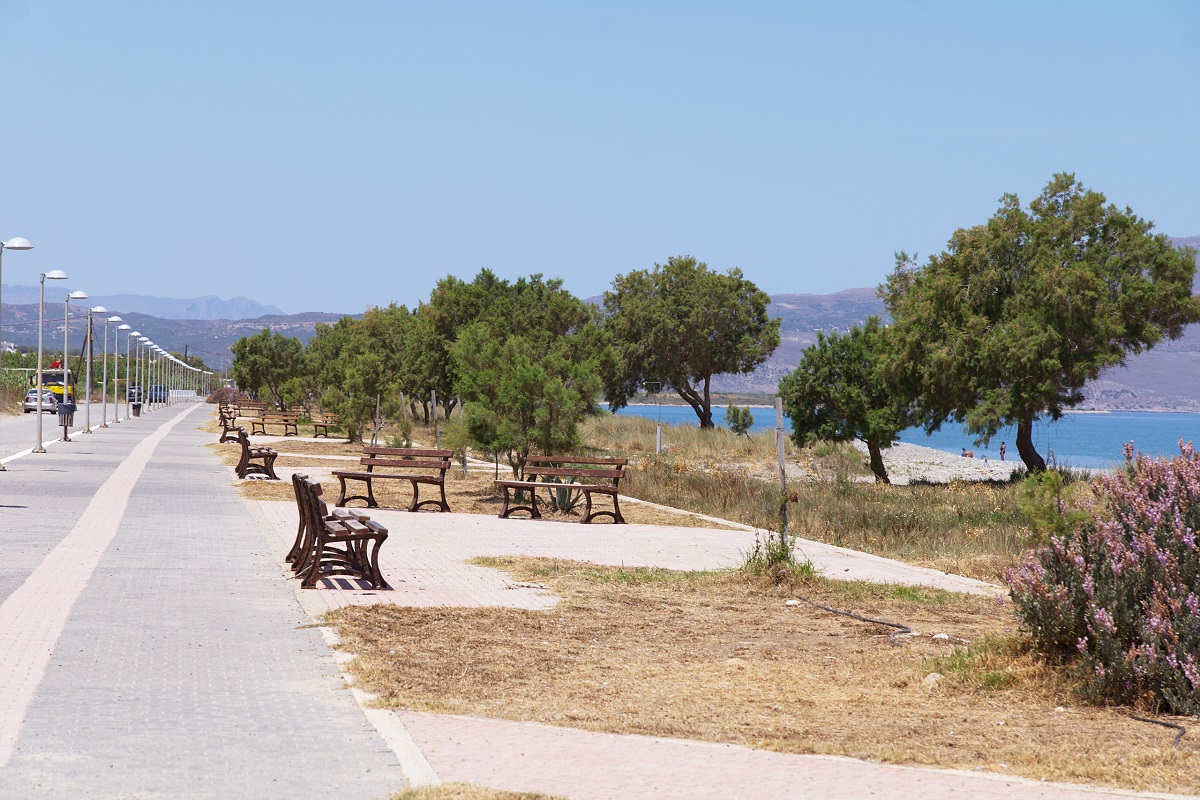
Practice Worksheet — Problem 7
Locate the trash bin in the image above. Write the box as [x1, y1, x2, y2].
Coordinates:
[58, 402, 76, 427]
[132, 402, 142, 417]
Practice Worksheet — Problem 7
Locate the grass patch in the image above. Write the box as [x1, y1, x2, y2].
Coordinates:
[924, 635, 1070, 695]
[331, 556, 1199, 794]
[469, 555, 720, 586]
[621, 461, 1026, 581]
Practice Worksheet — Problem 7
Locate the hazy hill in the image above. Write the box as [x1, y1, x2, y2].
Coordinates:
[0, 286, 282, 320]
[1, 304, 343, 370]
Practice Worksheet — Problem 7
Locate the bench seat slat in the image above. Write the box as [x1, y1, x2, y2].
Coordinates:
[527, 456, 628, 466]
[360, 458, 450, 470]
[526, 467, 624, 480]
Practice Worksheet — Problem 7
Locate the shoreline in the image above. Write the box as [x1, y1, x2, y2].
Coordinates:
[850, 440, 1022, 485]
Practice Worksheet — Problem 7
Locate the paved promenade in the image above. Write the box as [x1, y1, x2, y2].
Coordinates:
[0, 406, 1191, 799]
[0, 404, 404, 798]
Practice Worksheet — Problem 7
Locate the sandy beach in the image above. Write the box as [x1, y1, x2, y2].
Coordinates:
[850, 440, 1022, 485]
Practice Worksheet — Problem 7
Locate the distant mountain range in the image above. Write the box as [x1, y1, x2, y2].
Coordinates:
[0, 286, 283, 320]
[3, 235, 1197, 409]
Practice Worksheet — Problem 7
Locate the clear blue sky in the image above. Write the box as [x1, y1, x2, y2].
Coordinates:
[1, 1, 1196, 315]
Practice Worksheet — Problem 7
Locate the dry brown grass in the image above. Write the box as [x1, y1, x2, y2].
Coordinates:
[333, 558, 1199, 794]
[392, 785, 563, 800]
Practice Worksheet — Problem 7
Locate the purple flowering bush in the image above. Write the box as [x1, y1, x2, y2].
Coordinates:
[1007, 443, 1200, 713]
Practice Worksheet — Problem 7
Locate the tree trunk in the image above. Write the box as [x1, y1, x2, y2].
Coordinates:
[674, 378, 715, 429]
[1016, 413, 1046, 472]
[866, 440, 891, 484]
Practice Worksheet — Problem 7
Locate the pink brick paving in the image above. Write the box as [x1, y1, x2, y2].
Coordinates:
[0, 404, 200, 770]
[398, 711, 1174, 800]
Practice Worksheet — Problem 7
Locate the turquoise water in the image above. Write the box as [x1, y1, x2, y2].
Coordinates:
[613, 405, 1200, 469]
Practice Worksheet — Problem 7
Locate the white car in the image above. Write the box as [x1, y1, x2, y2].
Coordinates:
[22, 389, 58, 413]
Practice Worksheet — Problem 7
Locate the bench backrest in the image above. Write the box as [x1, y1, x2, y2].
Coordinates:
[261, 411, 300, 421]
[360, 446, 453, 474]
[524, 455, 627, 484]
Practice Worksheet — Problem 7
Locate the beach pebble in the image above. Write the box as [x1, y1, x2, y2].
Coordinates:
[931, 633, 950, 641]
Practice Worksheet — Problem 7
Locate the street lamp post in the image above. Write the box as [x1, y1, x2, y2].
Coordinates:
[101, 315, 122, 427]
[120, 326, 133, 419]
[134, 335, 146, 415]
[34, 270, 68, 453]
[62, 290, 88, 442]
[84, 306, 107, 433]
[131, 334, 142, 415]
[0, 237, 33, 470]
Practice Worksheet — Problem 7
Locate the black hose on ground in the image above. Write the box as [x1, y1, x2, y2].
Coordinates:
[1130, 715, 1186, 749]
[789, 596, 913, 646]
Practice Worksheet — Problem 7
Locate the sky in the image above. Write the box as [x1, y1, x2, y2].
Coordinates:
[0, 1, 1197, 316]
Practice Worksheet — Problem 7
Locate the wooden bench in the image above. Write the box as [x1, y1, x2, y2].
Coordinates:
[495, 455, 627, 524]
[312, 412, 340, 438]
[332, 447, 453, 512]
[235, 427, 279, 480]
[218, 405, 240, 443]
[290, 474, 389, 589]
[231, 399, 266, 416]
[250, 411, 300, 436]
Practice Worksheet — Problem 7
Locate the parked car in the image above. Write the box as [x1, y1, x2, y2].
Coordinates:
[22, 389, 58, 413]
[127, 386, 143, 403]
[148, 385, 168, 403]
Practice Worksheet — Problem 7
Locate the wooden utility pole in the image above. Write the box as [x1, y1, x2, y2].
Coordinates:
[775, 396, 788, 543]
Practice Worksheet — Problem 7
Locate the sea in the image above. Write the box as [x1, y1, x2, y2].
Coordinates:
[613, 404, 1200, 470]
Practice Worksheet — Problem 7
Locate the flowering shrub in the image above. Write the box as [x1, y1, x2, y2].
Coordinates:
[1007, 442, 1200, 713]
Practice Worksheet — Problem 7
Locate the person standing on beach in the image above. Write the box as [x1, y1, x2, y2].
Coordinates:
[1000, 441, 1006, 461]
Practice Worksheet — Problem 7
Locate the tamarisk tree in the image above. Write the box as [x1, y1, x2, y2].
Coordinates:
[882, 174, 1200, 471]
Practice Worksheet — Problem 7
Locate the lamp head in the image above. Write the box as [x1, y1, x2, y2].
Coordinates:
[117, 324, 131, 331]
[91, 305, 108, 314]
[108, 315, 123, 323]
[67, 291, 89, 300]
[42, 270, 68, 281]
[131, 331, 141, 337]
[2, 237, 33, 250]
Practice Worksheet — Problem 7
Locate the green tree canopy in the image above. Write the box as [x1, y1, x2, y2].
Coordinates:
[230, 328, 304, 410]
[882, 173, 1200, 471]
[413, 269, 601, 420]
[305, 305, 413, 442]
[603, 255, 780, 429]
[452, 324, 602, 478]
[778, 317, 909, 483]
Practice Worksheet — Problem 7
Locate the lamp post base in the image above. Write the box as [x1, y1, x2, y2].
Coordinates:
[33, 447, 46, 454]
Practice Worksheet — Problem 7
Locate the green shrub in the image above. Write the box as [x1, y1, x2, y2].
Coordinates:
[725, 405, 754, 437]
